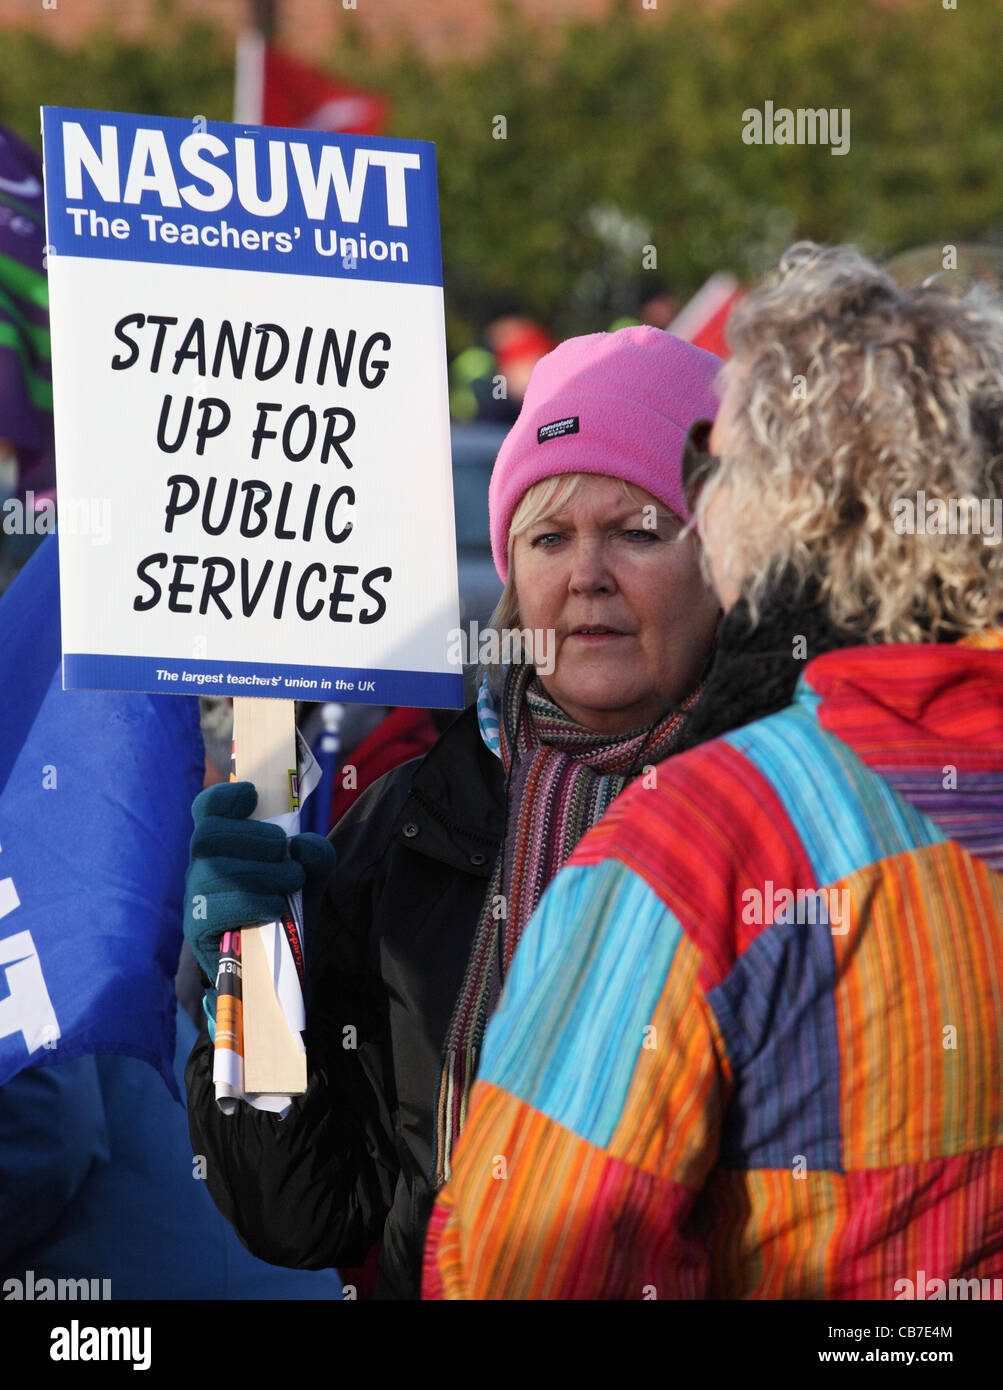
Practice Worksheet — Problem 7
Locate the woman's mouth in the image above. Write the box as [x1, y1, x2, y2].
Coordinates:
[568, 626, 625, 643]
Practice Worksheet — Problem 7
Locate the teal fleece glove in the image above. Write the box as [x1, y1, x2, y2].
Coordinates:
[183, 781, 336, 1018]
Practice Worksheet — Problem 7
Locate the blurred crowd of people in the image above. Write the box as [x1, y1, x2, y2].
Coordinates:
[448, 280, 680, 425]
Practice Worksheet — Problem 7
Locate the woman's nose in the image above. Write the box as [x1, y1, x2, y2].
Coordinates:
[567, 539, 614, 594]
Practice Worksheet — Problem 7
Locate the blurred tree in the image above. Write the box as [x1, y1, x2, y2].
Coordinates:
[3, 0, 1001, 351]
[352, 0, 1003, 344]
[0, 4, 233, 142]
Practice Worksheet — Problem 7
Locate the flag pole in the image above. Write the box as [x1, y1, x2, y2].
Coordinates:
[229, 0, 306, 1099]
[235, 0, 275, 123]
[251, 0, 277, 40]
[234, 29, 265, 125]
[231, 696, 306, 1094]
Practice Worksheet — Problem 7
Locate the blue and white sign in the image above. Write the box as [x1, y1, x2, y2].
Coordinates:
[41, 107, 463, 707]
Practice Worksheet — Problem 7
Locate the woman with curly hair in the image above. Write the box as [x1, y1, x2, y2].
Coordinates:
[425, 242, 1003, 1300]
[184, 326, 724, 1299]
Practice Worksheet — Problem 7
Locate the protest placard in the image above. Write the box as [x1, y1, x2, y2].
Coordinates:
[40, 106, 463, 709]
[40, 106, 462, 1095]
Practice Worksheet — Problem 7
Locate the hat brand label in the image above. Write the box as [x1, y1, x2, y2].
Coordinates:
[537, 416, 580, 443]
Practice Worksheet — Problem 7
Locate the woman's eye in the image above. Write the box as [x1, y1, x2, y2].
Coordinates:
[620, 528, 660, 541]
[530, 532, 563, 547]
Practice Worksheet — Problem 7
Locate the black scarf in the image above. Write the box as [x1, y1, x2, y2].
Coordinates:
[677, 573, 863, 753]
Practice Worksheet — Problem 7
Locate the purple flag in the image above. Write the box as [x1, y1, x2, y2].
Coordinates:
[0, 124, 53, 495]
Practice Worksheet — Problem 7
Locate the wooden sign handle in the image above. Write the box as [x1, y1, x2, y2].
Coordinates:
[231, 696, 307, 1095]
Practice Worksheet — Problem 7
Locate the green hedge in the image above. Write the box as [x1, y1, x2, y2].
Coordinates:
[3, 0, 1001, 348]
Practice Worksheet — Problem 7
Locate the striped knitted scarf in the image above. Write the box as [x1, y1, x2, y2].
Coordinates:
[433, 661, 702, 1185]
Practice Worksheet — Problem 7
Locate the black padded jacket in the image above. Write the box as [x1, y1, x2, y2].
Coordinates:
[185, 703, 505, 1300]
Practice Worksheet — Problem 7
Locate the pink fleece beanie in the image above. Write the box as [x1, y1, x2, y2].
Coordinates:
[488, 325, 722, 582]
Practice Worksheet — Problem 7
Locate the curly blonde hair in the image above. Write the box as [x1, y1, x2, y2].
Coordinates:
[695, 241, 1003, 641]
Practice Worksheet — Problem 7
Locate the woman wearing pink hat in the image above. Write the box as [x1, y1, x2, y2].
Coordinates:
[185, 325, 723, 1299]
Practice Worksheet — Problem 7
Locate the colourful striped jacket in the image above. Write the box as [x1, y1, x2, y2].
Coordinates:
[423, 637, 1003, 1299]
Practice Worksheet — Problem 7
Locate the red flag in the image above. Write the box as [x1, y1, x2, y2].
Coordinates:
[667, 272, 743, 360]
[235, 32, 389, 135]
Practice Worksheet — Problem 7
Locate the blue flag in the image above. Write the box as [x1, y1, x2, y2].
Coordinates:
[0, 536, 203, 1096]
[300, 704, 343, 837]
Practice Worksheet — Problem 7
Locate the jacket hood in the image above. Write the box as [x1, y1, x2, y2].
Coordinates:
[803, 631, 1003, 872]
